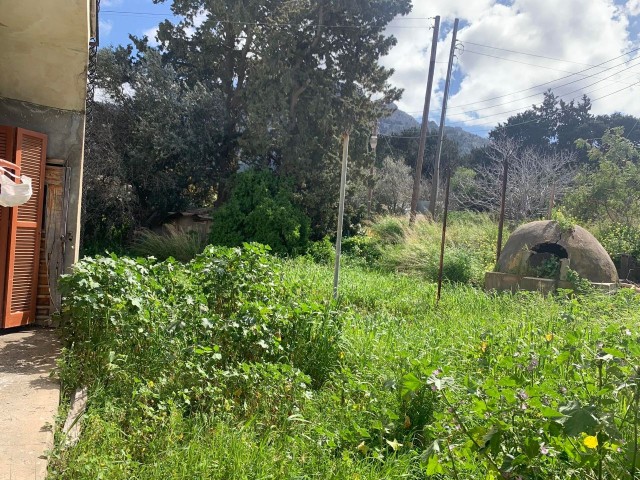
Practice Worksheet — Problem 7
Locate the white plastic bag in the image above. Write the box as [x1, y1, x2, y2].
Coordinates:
[0, 167, 32, 207]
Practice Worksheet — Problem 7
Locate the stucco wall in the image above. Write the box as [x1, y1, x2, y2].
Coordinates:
[0, 0, 90, 111]
[0, 97, 84, 271]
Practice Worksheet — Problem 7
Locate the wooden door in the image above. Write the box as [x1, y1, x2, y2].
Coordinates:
[2, 128, 47, 328]
[0, 126, 16, 319]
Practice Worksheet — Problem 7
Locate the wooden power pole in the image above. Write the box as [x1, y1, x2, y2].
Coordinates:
[428, 18, 459, 218]
[409, 15, 440, 225]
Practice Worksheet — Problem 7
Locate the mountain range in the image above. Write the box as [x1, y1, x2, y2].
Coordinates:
[379, 105, 489, 154]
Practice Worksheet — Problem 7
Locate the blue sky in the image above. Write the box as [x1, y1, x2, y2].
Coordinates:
[100, 0, 640, 137]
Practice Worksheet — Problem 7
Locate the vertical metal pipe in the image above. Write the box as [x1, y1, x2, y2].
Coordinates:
[547, 181, 556, 220]
[333, 132, 350, 299]
[367, 122, 378, 218]
[496, 156, 508, 264]
[437, 169, 452, 303]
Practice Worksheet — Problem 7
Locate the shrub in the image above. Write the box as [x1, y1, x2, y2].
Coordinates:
[341, 235, 382, 266]
[58, 244, 342, 420]
[595, 223, 640, 263]
[130, 225, 209, 262]
[439, 247, 476, 284]
[210, 171, 310, 255]
[369, 217, 406, 245]
[306, 236, 335, 264]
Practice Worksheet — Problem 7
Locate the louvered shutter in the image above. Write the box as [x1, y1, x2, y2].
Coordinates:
[0, 126, 16, 319]
[2, 128, 47, 328]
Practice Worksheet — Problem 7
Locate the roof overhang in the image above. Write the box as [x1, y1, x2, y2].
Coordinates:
[0, 0, 92, 112]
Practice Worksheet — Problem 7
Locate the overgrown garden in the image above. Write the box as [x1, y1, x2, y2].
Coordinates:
[50, 213, 640, 479]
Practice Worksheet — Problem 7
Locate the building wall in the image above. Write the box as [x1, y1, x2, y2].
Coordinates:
[0, 97, 85, 270]
[0, 0, 90, 112]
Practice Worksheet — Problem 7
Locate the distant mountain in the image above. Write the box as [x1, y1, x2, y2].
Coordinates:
[378, 106, 420, 135]
[379, 105, 489, 155]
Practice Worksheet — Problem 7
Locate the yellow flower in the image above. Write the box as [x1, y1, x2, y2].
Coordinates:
[481, 341, 488, 353]
[545, 333, 554, 342]
[357, 441, 368, 454]
[386, 438, 403, 451]
[584, 435, 598, 449]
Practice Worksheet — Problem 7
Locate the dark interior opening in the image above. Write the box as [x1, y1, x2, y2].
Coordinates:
[530, 243, 568, 259]
[527, 243, 569, 277]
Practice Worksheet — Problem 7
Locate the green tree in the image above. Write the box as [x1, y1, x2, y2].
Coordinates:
[82, 48, 226, 250]
[151, 0, 411, 234]
[209, 170, 310, 255]
[564, 127, 640, 225]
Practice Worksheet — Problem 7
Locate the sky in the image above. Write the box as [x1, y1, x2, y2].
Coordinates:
[100, 0, 640, 137]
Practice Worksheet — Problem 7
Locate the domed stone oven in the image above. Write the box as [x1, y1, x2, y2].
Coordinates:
[486, 220, 618, 293]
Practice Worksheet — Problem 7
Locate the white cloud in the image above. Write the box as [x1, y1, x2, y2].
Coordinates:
[101, 0, 123, 6]
[628, 0, 640, 16]
[142, 10, 207, 48]
[99, 20, 113, 37]
[144, 26, 160, 47]
[383, 0, 640, 134]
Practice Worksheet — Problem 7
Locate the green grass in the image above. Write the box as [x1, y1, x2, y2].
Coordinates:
[371, 213, 500, 285]
[130, 224, 209, 262]
[50, 247, 640, 479]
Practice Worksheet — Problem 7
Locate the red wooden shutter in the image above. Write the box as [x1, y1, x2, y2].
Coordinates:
[0, 126, 16, 319]
[2, 128, 47, 328]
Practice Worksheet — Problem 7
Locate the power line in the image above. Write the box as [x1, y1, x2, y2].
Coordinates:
[462, 49, 640, 87]
[461, 41, 598, 68]
[387, 80, 640, 138]
[445, 57, 640, 119]
[100, 9, 437, 29]
[462, 80, 640, 130]
[403, 46, 640, 116]
[445, 46, 640, 109]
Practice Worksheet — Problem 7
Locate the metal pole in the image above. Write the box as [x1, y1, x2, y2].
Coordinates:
[333, 132, 350, 299]
[367, 122, 379, 218]
[409, 16, 440, 225]
[429, 18, 459, 218]
[496, 155, 508, 263]
[437, 169, 452, 303]
[547, 181, 556, 220]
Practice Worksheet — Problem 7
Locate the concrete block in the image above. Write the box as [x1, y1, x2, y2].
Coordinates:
[520, 276, 557, 295]
[485, 272, 521, 292]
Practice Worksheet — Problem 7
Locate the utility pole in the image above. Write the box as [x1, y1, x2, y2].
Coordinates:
[428, 18, 459, 218]
[409, 16, 440, 225]
[333, 132, 350, 299]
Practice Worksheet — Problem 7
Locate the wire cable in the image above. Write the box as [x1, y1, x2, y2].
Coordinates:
[445, 46, 640, 109]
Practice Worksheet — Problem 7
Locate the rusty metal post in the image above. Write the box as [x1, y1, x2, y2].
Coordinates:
[496, 155, 508, 264]
[437, 169, 452, 303]
[547, 181, 556, 220]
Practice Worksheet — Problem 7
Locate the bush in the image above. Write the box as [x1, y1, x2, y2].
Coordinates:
[58, 244, 342, 420]
[368, 217, 406, 245]
[439, 247, 476, 284]
[306, 236, 335, 265]
[130, 225, 209, 262]
[210, 171, 310, 255]
[341, 235, 382, 266]
[595, 223, 640, 263]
